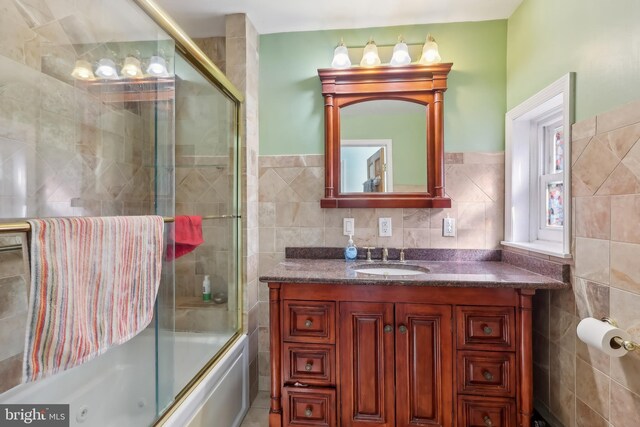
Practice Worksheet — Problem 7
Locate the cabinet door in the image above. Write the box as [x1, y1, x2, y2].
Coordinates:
[339, 302, 395, 427]
[395, 304, 453, 427]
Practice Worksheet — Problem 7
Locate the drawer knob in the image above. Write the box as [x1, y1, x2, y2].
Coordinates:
[399, 325, 408, 334]
[483, 325, 493, 335]
[384, 324, 393, 333]
[483, 415, 493, 427]
[483, 370, 494, 381]
[305, 362, 313, 371]
[305, 407, 313, 417]
[305, 319, 313, 328]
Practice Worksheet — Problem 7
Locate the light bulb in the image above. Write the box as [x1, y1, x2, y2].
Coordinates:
[419, 34, 442, 65]
[95, 58, 119, 79]
[360, 40, 381, 67]
[71, 60, 94, 80]
[331, 44, 351, 69]
[121, 56, 143, 79]
[390, 41, 411, 66]
[147, 55, 169, 77]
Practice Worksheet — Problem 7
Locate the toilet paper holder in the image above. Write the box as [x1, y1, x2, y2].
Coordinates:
[602, 317, 639, 352]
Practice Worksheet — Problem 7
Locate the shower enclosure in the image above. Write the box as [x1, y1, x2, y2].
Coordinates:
[0, 0, 243, 425]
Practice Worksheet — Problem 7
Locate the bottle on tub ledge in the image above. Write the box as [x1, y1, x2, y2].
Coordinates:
[202, 275, 211, 302]
[345, 234, 357, 262]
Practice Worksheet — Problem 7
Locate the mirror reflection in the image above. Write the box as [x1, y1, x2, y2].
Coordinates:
[339, 100, 427, 193]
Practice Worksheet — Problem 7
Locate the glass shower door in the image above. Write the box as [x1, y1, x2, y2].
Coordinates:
[158, 52, 241, 404]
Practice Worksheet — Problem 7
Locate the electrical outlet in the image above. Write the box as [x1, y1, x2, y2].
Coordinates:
[378, 217, 392, 237]
[343, 218, 355, 236]
[443, 217, 456, 237]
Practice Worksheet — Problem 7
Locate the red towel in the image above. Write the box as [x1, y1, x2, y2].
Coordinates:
[167, 215, 204, 260]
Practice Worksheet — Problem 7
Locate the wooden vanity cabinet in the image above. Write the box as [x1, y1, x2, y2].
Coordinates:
[268, 283, 535, 427]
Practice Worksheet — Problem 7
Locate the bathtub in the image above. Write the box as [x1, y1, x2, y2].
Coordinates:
[0, 330, 249, 427]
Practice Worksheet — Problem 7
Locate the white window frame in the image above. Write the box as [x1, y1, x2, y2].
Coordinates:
[532, 113, 564, 242]
[503, 73, 574, 258]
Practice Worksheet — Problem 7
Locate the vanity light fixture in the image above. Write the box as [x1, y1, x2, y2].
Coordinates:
[95, 58, 119, 80]
[419, 34, 442, 65]
[331, 39, 351, 69]
[121, 55, 144, 78]
[390, 36, 411, 66]
[147, 55, 170, 77]
[360, 39, 381, 67]
[71, 59, 95, 80]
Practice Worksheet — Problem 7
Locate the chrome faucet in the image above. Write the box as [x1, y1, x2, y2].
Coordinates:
[363, 247, 375, 262]
[382, 247, 388, 262]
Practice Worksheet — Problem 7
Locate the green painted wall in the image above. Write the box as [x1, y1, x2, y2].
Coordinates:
[507, 0, 640, 121]
[259, 21, 507, 155]
[341, 112, 427, 187]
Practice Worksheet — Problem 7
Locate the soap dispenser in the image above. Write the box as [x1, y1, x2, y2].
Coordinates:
[345, 234, 357, 262]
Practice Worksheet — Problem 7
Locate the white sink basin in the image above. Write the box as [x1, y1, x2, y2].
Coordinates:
[352, 263, 429, 276]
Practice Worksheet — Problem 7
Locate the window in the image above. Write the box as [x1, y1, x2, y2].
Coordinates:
[503, 74, 574, 258]
[535, 114, 564, 242]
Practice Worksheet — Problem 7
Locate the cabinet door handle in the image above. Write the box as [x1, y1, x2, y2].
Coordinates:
[305, 362, 313, 371]
[483, 415, 493, 426]
[305, 407, 313, 417]
[384, 324, 393, 333]
[482, 370, 494, 381]
[304, 319, 313, 328]
[399, 325, 408, 334]
[483, 325, 493, 335]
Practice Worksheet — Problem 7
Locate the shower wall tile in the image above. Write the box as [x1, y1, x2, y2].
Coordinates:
[610, 380, 640, 427]
[611, 195, 640, 244]
[575, 358, 610, 419]
[226, 13, 260, 401]
[0, 312, 27, 361]
[574, 196, 610, 239]
[0, 236, 29, 386]
[576, 398, 607, 427]
[0, 276, 27, 319]
[535, 101, 640, 427]
[610, 242, 640, 293]
[0, 352, 22, 393]
[0, 250, 27, 279]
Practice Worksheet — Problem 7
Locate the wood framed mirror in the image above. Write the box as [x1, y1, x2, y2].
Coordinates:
[318, 64, 452, 208]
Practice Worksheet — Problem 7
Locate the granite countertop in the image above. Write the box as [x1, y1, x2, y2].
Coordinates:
[259, 258, 568, 289]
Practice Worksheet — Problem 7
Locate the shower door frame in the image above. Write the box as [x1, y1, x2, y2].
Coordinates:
[131, 0, 245, 425]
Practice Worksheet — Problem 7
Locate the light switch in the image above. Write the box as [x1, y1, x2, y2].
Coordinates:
[343, 218, 355, 236]
[443, 217, 456, 237]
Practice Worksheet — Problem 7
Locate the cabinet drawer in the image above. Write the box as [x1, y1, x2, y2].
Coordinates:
[284, 301, 335, 344]
[283, 343, 335, 386]
[456, 306, 515, 351]
[457, 396, 516, 427]
[457, 351, 516, 397]
[283, 387, 336, 426]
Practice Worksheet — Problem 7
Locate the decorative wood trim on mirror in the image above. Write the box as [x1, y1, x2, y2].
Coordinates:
[318, 64, 453, 208]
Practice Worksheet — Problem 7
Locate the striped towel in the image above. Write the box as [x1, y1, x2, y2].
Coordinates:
[23, 216, 164, 383]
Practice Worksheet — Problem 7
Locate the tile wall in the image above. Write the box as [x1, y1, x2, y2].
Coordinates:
[223, 14, 261, 401]
[171, 71, 237, 332]
[0, 0, 168, 395]
[0, 233, 29, 393]
[0, 1, 160, 220]
[533, 99, 640, 427]
[256, 151, 505, 390]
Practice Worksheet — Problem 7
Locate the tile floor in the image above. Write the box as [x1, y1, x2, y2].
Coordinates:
[240, 391, 270, 426]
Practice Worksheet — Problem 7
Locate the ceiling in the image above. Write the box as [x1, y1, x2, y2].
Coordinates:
[154, 0, 524, 38]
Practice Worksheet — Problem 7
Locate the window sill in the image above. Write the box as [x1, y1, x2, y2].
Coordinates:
[500, 240, 572, 259]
